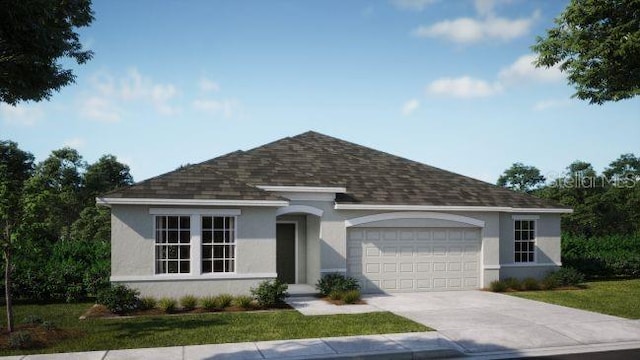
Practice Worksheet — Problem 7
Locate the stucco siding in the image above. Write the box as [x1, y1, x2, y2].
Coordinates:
[110, 205, 277, 297]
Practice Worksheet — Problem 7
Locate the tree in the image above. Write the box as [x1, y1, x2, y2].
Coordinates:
[532, 0, 640, 104]
[497, 163, 546, 193]
[0, 140, 34, 332]
[0, 0, 94, 104]
[85, 155, 133, 200]
[22, 147, 86, 243]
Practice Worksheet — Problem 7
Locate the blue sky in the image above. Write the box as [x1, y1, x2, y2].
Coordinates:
[1, 0, 638, 184]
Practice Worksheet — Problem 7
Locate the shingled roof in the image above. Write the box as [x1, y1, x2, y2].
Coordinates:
[103, 131, 567, 209]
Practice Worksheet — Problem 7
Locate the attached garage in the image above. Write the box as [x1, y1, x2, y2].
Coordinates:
[347, 227, 481, 293]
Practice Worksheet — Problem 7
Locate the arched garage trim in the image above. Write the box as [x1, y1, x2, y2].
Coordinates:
[276, 205, 324, 217]
[345, 211, 485, 228]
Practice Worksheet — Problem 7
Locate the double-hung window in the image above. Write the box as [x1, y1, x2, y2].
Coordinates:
[155, 215, 191, 273]
[202, 216, 236, 273]
[514, 219, 535, 263]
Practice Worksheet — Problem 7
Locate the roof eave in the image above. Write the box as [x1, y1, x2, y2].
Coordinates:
[96, 197, 289, 207]
[333, 203, 573, 214]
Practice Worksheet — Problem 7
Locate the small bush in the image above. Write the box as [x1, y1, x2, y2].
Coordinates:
[251, 279, 289, 307]
[214, 294, 234, 309]
[329, 290, 343, 301]
[139, 296, 157, 310]
[22, 315, 44, 325]
[521, 277, 541, 291]
[541, 273, 561, 290]
[41, 321, 56, 330]
[200, 296, 217, 311]
[97, 284, 140, 315]
[180, 295, 199, 311]
[9, 331, 34, 349]
[158, 297, 177, 313]
[543, 267, 585, 289]
[503, 277, 522, 291]
[341, 290, 361, 304]
[233, 295, 254, 309]
[316, 273, 360, 296]
[489, 280, 508, 292]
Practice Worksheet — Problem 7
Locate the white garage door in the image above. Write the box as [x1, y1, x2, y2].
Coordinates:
[347, 228, 481, 292]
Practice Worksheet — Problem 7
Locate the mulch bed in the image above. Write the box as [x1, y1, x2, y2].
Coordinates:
[80, 303, 293, 320]
[0, 324, 80, 351]
[319, 296, 367, 306]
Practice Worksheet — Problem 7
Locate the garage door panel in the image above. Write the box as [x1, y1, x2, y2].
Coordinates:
[348, 227, 481, 293]
[383, 263, 397, 272]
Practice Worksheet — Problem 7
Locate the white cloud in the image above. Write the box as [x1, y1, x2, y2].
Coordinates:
[402, 99, 420, 115]
[412, 13, 537, 43]
[391, 0, 437, 11]
[0, 103, 43, 126]
[426, 76, 501, 98]
[80, 96, 120, 123]
[80, 68, 180, 121]
[533, 98, 571, 111]
[199, 77, 220, 92]
[498, 54, 564, 85]
[63, 137, 86, 149]
[192, 98, 239, 118]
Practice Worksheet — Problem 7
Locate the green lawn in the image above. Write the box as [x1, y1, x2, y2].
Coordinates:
[510, 279, 640, 319]
[0, 302, 428, 356]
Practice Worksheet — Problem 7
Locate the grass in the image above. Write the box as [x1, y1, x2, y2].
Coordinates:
[0, 302, 428, 356]
[510, 279, 640, 319]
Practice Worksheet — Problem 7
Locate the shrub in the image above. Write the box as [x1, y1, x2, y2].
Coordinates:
[329, 290, 343, 301]
[180, 295, 198, 311]
[97, 284, 140, 315]
[139, 296, 157, 310]
[41, 321, 56, 330]
[251, 279, 289, 307]
[545, 267, 586, 288]
[22, 315, 44, 325]
[341, 290, 361, 304]
[158, 297, 177, 313]
[214, 294, 234, 309]
[8, 331, 34, 350]
[315, 273, 360, 296]
[561, 234, 640, 278]
[489, 280, 508, 292]
[233, 295, 254, 309]
[541, 273, 561, 290]
[521, 277, 541, 291]
[200, 296, 217, 311]
[503, 277, 522, 291]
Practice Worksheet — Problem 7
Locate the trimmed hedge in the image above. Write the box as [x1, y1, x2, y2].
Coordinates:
[562, 234, 640, 278]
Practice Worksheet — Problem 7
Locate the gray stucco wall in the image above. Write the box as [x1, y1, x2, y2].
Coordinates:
[111, 201, 563, 296]
[111, 205, 277, 297]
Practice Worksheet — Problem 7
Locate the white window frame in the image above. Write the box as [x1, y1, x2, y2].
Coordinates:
[150, 208, 241, 276]
[512, 215, 539, 264]
[201, 215, 237, 274]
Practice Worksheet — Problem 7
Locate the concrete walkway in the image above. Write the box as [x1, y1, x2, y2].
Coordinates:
[365, 291, 640, 353]
[5, 332, 460, 360]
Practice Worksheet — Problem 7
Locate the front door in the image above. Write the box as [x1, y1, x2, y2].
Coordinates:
[276, 223, 296, 284]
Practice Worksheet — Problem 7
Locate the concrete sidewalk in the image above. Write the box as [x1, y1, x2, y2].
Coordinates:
[5, 332, 461, 360]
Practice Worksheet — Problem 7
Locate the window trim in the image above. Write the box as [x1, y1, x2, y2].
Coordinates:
[512, 217, 537, 264]
[151, 209, 240, 277]
[153, 215, 192, 275]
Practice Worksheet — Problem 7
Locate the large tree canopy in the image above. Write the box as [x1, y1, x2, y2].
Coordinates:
[532, 0, 640, 104]
[496, 162, 546, 193]
[0, 0, 94, 105]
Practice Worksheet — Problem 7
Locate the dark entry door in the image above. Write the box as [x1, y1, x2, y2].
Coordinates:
[276, 223, 296, 284]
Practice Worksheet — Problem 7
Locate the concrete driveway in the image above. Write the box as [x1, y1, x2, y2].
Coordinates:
[365, 291, 640, 354]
